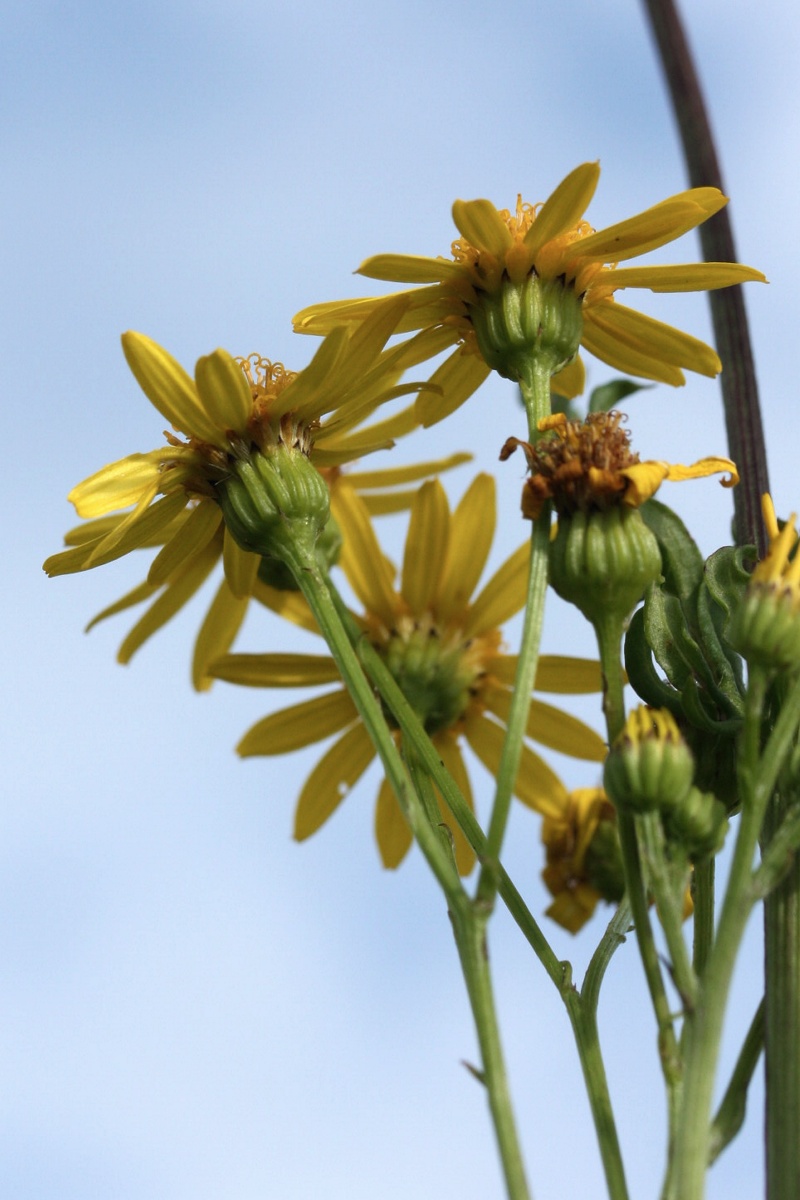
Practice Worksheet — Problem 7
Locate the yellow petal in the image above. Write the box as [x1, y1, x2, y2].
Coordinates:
[664, 457, 739, 487]
[401, 480, 450, 614]
[269, 326, 348, 420]
[374, 777, 413, 868]
[147, 500, 222, 585]
[210, 652, 341, 687]
[464, 542, 528, 638]
[333, 487, 398, 628]
[551, 354, 586, 400]
[452, 199, 513, 257]
[534, 655, 603, 693]
[483, 690, 606, 760]
[222, 527, 259, 599]
[194, 348, 253, 435]
[598, 262, 767, 293]
[192, 578, 250, 692]
[587, 300, 721, 377]
[68, 450, 168, 518]
[252, 579, 319, 634]
[581, 315, 686, 386]
[121, 331, 221, 444]
[84, 580, 158, 632]
[524, 162, 600, 256]
[81, 490, 189, 571]
[117, 536, 220, 664]
[238, 690, 358, 756]
[618, 461, 671, 505]
[437, 474, 496, 620]
[415, 349, 491, 428]
[293, 724, 376, 840]
[346, 451, 472, 492]
[464, 713, 567, 818]
[572, 188, 727, 263]
[545, 888, 598, 934]
[358, 253, 466, 284]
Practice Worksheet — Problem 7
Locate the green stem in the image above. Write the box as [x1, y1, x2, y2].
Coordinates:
[638, 814, 697, 1011]
[691, 858, 715, 980]
[477, 356, 552, 907]
[664, 670, 771, 1200]
[640, 0, 768, 553]
[763, 790, 800, 1200]
[326, 573, 629, 1195]
[595, 613, 682, 1091]
[406, 757, 532, 1200]
[286, 547, 463, 908]
[565, 902, 634, 1200]
[708, 998, 764, 1165]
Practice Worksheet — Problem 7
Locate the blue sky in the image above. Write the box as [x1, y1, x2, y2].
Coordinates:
[4, 2, 797, 1196]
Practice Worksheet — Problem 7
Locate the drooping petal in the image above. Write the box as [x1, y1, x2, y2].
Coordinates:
[415, 350, 491, 428]
[194, 348, 253, 435]
[524, 162, 600, 256]
[464, 542, 529, 637]
[117, 536, 220, 664]
[586, 300, 721, 377]
[464, 712, 567, 818]
[77, 490, 189, 571]
[534, 655, 603, 693]
[84, 580, 159, 632]
[346, 452, 472, 492]
[581, 313, 687, 385]
[293, 724, 376, 840]
[192, 577, 250, 692]
[452, 199, 513, 257]
[147, 499, 222, 585]
[620, 456, 738, 507]
[238, 690, 359, 756]
[551, 355, 586, 400]
[436, 474, 496, 620]
[121, 331, 221, 444]
[599, 262, 767, 293]
[374, 777, 413, 869]
[210, 652, 341, 688]
[333, 486, 398, 628]
[222, 527, 259, 599]
[401, 480, 450, 614]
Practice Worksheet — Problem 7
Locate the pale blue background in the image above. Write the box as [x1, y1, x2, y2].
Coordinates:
[4, 1, 797, 1196]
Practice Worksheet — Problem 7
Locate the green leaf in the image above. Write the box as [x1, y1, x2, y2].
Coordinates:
[588, 378, 651, 413]
[640, 499, 704, 599]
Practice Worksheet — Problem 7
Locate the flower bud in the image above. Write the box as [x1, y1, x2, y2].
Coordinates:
[661, 786, 728, 861]
[730, 495, 800, 671]
[468, 275, 583, 383]
[216, 445, 330, 567]
[604, 705, 694, 815]
[549, 506, 662, 626]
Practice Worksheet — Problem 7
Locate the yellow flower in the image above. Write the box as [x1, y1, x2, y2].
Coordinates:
[541, 787, 620, 933]
[211, 475, 607, 872]
[294, 163, 765, 425]
[501, 410, 738, 520]
[46, 449, 473, 690]
[43, 304, 440, 684]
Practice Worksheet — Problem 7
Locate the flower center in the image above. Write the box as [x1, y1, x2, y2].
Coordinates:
[374, 614, 498, 736]
[504, 411, 641, 516]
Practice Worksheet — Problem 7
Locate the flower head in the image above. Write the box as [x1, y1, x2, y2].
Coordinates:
[541, 787, 623, 933]
[730, 494, 800, 669]
[294, 163, 765, 426]
[211, 475, 607, 873]
[43, 306, 442, 684]
[46, 446, 472, 690]
[501, 410, 739, 520]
